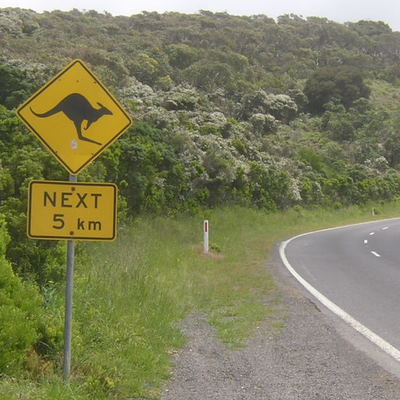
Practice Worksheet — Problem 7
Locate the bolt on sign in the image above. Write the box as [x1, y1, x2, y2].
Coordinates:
[28, 180, 117, 241]
[17, 59, 132, 175]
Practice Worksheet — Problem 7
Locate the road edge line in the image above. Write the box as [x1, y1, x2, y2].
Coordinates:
[279, 221, 400, 363]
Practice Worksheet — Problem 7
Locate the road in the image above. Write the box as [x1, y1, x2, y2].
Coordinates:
[280, 218, 400, 360]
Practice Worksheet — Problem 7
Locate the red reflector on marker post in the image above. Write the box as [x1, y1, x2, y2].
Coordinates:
[203, 220, 209, 253]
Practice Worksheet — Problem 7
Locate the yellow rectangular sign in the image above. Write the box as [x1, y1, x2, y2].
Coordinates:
[28, 180, 117, 241]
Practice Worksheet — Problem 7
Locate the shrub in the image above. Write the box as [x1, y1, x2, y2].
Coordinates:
[0, 215, 43, 374]
[0, 64, 34, 109]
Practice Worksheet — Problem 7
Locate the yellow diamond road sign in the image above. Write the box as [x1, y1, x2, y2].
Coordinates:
[17, 59, 132, 175]
[28, 180, 117, 241]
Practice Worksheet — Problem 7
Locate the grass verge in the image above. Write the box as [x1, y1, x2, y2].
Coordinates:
[1, 202, 400, 399]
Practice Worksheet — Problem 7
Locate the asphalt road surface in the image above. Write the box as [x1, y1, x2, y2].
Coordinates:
[281, 218, 400, 359]
[162, 221, 400, 400]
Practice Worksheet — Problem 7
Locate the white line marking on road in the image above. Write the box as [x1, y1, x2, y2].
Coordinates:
[279, 220, 400, 363]
[382, 226, 389, 231]
[369, 232, 375, 236]
[371, 251, 381, 257]
[364, 239, 368, 244]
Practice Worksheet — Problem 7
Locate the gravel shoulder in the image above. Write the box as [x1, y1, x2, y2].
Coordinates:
[161, 243, 400, 400]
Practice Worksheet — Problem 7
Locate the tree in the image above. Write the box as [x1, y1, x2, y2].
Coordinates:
[0, 64, 34, 109]
[346, 20, 392, 37]
[182, 61, 235, 92]
[166, 44, 199, 69]
[238, 90, 297, 122]
[304, 66, 370, 114]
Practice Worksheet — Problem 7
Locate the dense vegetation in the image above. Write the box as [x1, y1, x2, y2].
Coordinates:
[2, 6, 400, 398]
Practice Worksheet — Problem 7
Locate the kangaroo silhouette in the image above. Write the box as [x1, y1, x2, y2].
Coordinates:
[30, 93, 113, 145]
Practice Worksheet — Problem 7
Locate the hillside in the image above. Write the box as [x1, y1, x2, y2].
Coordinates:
[2, 9, 400, 214]
[2, 7, 400, 398]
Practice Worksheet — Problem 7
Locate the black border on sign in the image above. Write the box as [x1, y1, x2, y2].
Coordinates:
[17, 59, 132, 175]
[27, 180, 118, 241]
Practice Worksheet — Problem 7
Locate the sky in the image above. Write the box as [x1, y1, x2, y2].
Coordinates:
[1, 0, 400, 31]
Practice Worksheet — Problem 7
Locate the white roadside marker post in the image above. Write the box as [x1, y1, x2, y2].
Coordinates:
[203, 220, 209, 254]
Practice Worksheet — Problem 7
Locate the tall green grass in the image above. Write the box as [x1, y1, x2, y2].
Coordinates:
[1, 202, 399, 399]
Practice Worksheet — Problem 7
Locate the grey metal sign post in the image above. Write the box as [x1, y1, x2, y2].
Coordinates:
[63, 174, 77, 380]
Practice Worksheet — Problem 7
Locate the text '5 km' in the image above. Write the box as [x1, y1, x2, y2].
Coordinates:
[28, 180, 118, 241]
